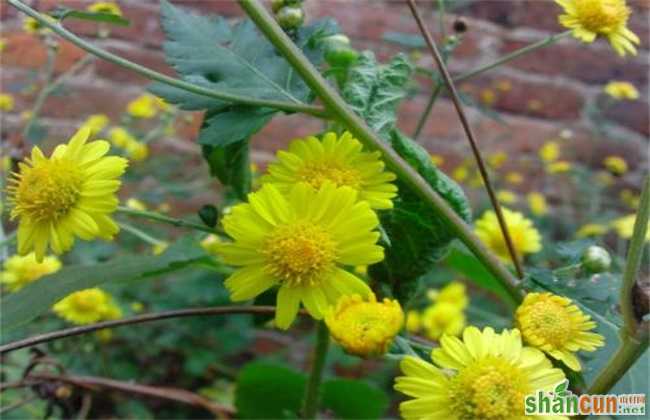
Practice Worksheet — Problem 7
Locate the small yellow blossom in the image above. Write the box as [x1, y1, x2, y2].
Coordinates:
[430, 154, 445, 166]
[394, 327, 566, 420]
[538, 141, 559, 163]
[480, 88, 497, 105]
[108, 127, 137, 148]
[576, 223, 609, 238]
[127, 94, 158, 119]
[475, 207, 542, 261]
[0, 38, 7, 53]
[23, 16, 54, 35]
[325, 293, 404, 357]
[604, 81, 639, 100]
[152, 242, 169, 255]
[516, 292, 605, 371]
[556, 0, 640, 56]
[0, 93, 15, 112]
[200, 234, 221, 255]
[497, 189, 518, 205]
[505, 171, 524, 185]
[611, 214, 650, 241]
[53, 288, 122, 325]
[546, 160, 572, 174]
[126, 198, 147, 211]
[421, 302, 465, 340]
[603, 155, 628, 175]
[87, 2, 123, 16]
[405, 310, 421, 333]
[131, 302, 145, 312]
[487, 152, 507, 169]
[527, 192, 549, 216]
[620, 189, 640, 209]
[1, 253, 61, 292]
[452, 165, 469, 183]
[80, 114, 109, 136]
[125, 141, 149, 162]
[433, 282, 469, 309]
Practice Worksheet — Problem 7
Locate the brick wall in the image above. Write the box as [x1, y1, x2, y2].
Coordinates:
[1, 0, 648, 188]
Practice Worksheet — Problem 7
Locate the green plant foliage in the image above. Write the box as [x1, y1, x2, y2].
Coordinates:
[342, 51, 413, 139]
[235, 362, 306, 419]
[321, 379, 389, 419]
[370, 130, 472, 302]
[0, 237, 207, 332]
[49, 7, 130, 26]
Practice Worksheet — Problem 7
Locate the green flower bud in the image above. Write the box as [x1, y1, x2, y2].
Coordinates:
[276, 6, 304, 30]
[198, 204, 220, 228]
[581, 245, 612, 273]
[271, 0, 285, 13]
[325, 45, 359, 67]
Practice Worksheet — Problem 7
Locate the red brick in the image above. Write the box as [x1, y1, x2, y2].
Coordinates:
[455, 0, 562, 32]
[39, 84, 134, 120]
[2, 32, 86, 74]
[94, 46, 172, 84]
[252, 113, 323, 155]
[602, 97, 650, 136]
[500, 38, 648, 86]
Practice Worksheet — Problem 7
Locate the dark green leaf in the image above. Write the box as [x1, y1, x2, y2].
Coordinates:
[235, 362, 306, 419]
[202, 139, 252, 200]
[0, 237, 205, 332]
[370, 130, 472, 302]
[321, 379, 389, 419]
[49, 7, 130, 26]
[342, 52, 413, 139]
[198, 107, 275, 147]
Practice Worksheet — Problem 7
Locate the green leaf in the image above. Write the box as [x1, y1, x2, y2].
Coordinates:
[0, 237, 205, 332]
[202, 139, 252, 201]
[198, 107, 275, 148]
[321, 379, 389, 419]
[342, 52, 413, 139]
[370, 130, 472, 302]
[49, 7, 130, 26]
[235, 362, 306, 419]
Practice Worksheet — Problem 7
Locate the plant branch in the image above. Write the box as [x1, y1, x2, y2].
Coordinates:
[238, 0, 523, 304]
[407, 0, 524, 278]
[118, 222, 165, 246]
[116, 206, 219, 234]
[0, 306, 279, 354]
[7, 0, 330, 119]
[301, 321, 329, 419]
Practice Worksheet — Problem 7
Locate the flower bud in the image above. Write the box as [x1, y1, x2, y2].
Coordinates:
[271, 0, 285, 12]
[276, 6, 304, 30]
[581, 245, 612, 273]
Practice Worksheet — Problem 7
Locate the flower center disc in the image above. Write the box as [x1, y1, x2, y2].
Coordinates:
[297, 162, 362, 190]
[576, 0, 628, 33]
[526, 300, 573, 347]
[263, 222, 336, 286]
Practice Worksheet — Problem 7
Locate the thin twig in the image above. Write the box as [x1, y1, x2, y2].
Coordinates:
[0, 395, 37, 415]
[406, 0, 524, 278]
[116, 206, 220, 235]
[0, 306, 280, 354]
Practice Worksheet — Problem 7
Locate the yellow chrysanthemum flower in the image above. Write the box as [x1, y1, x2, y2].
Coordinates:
[217, 183, 384, 329]
[7, 127, 128, 261]
[428, 282, 469, 310]
[430, 154, 445, 166]
[80, 114, 109, 136]
[538, 141, 559, 163]
[527, 192, 549, 216]
[405, 310, 421, 333]
[603, 155, 628, 175]
[487, 152, 507, 169]
[604, 81, 639, 100]
[546, 160, 572, 174]
[505, 171, 524, 185]
[556, 0, 640, 56]
[0, 93, 15, 112]
[576, 223, 609, 238]
[127, 94, 158, 119]
[108, 127, 137, 148]
[325, 293, 404, 357]
[394, 327, 567, 420]
[53, 288, 122, 325]
[475, 208, 542, 261]
[421, 302, 465, 340]
[87, 2, 123, 16]
[261, 132, 397, 210]
[516, 292, 605, 371]
[125, 141, 149, 162]
[497, 189, 518, 205]
[0, 253, 61, 292]
[611, 214, 650, 241]
[23, 16, 54, 34]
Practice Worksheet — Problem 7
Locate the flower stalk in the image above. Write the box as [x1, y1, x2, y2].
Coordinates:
[116, 206, 218, 235]
[302, 321, 330, 419]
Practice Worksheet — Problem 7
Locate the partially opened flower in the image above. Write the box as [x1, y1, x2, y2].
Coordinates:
[217, 183, 384, 329]
[603, 155, 628, 175]
[262, 132, 397, 209]
[87, 2, 123, 16]
[0, 253, 61, 292]
[475, 208, 542, 261]
[394, 327, 566, 420]
[7, 127, 128, 261]
[325, 293, 403, 357]
[53, 288, 122, 325]
[516, 292, 605, 371]
[604, 81, 639, 100]
[556, 0, 640, 56]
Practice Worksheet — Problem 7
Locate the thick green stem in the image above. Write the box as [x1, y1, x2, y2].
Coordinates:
[7, 0, 329, 119]
[116, 206, 217, 234]
[239, 0, 523, 304]
[302, 322, 330, 419]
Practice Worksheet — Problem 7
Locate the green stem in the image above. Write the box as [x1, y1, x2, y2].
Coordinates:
[302, 322, 330, 419]
[239, 0, 523, 304]
[118, 222, 165, 246]
[116, 206, 216, 234]
[22, 44, 57, 140]
[7, 0, 329, 119]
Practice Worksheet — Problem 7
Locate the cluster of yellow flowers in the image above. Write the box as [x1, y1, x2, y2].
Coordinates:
[406, 282, 468, 340]
[53, 288, 122, 325]
[0, 252, 61, 292]
[127, 94, 170, 119]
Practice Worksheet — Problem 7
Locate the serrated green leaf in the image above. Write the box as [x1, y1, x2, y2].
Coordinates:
[49, 7, 130, 26]
[0, 237, 205, 333]
[198, 107, 275, 147]
[370, 130, 472, 301]
[321, 379, 389, 419]
[235, 362, 306, 419]
[342, 52, 413, 139]
[202, 140, 252, 201]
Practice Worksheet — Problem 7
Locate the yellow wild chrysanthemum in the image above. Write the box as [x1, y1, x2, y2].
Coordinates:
[576, 223, 609, 238]
[546, 160, 572, 174]
[516, 292, 605, 371]
[556, 0, 640, 56]
[475, 208, 542, 261]
[405, 310, 421, 333]
[421, 302, 465, 340]
[497, 189, 518, 205]
[261, 132, 397, 210]
[325, 293, 404, 357]
[53, 288, 122, 325]
[127, 94, 158, 119]
[487, 152, 507, 169]
[430, 154, 445, 166]
[429, 282, 468, 310]
[108, 127, 137, 148]
[611, 214, 650, 241]
[538, 141, 559, 163]
[7, 127, 128, 261]
[23, 16, 54, 34]
[0, 93, 15, 111]
[217, 183, 384, 329]
[80, 114, 109, 136]
[505, 171, 524, 185]
[394, 327, 567, 420]
[604, 81, 639, 100]
[603, 155, 628, 175]
[527, 192, 549, 216]
[0, 38, 6, 53]
[125, 141, 149, 162]
[87, 2, 123, 16]
[452, 165, 469, 183]
[0, 253, 61, 292]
